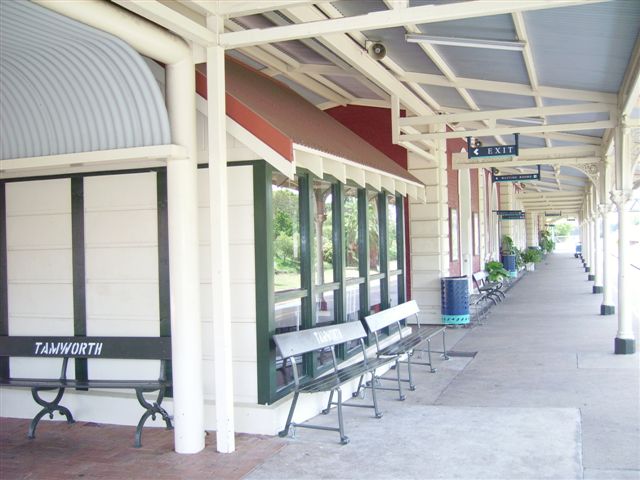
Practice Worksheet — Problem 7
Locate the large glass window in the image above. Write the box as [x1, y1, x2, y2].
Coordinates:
[257, 164, 407, 404]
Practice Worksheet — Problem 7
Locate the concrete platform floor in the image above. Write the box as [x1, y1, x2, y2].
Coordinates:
[1, 252, 638, 479]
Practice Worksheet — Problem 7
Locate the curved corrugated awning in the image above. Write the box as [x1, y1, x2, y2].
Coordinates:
[195, 59, 425, 200]
[0, 1, 170, 161]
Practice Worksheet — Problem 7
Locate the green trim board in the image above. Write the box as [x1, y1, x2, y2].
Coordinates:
[0, 182, 8, 379]
[156, 170, 172, 396]
[378, 193, 389, 311]
[253, 161, 276, 405]
[395, 194, 406, 304]
[71, 177, 88, 387]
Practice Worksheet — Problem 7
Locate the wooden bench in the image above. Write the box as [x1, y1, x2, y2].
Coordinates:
[364, 301, 447, 393]
[0, 336, 172, 447]
[273, 322, 398, 445]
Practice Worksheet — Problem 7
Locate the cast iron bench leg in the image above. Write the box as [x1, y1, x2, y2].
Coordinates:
[29, 387, 75, 439]
[134, 388, 174, 448]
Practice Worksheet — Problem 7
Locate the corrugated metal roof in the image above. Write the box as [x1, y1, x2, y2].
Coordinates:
[416, 13, 517, 42]
[198, 59, 422, 184]
[525, 0, 640, 92]
[0, 0, 170, 161]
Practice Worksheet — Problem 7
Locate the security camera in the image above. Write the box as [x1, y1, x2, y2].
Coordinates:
[367, 41, 386, 60]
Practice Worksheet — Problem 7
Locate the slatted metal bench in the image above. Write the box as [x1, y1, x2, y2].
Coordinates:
[364, 300, 447, 393]
[472, 271, 506, 303]
[0, 336, 173, 447]
[274, 322, 398, 445]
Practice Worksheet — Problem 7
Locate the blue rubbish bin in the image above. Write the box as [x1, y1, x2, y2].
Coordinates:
[441, 276, 469, 325]
[502, 254, 517, 278]
[574, 243, 582, 258]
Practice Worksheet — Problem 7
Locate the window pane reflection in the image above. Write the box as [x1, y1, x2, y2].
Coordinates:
[344, 187, 359, 278]
[368, 193, 380, 274]
[275, 298, 302, 388]
[272, 173, 300, 291]
[313, 180, 333, 285]
[369, 278, 381, 312]
[389, 275, 399, 307]
[388, 195, 398, 271]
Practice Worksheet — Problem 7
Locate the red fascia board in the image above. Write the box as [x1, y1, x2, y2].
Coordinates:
[195, 70, 294, 162]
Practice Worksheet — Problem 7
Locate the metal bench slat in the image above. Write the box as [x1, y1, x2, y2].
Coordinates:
[273, 322, 367, 358]
[364, 300, 420, 332]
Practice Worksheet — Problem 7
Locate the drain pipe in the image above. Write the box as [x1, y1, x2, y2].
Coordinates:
[35, 0, 205, 454]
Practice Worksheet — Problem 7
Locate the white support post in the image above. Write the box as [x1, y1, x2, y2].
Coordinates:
[166, 56, 205, 454]
[478, 169, 487, 269]
[499, 184, 514, 245]
[588, 191, 597, 283]
[525, 211, 538, 248]
[611, 123, 635, 354]
[459, 169, 473, 288]
[207, 15, 236, 453]
[408, 124, 449, 324]
[598, 204, 613, 311]
[584, 216, 592, 274]
[592, 209, 602, 293]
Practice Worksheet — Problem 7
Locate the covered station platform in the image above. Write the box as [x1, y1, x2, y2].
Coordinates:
[2, 251, 638, 478]
[0, 0, 639, 478]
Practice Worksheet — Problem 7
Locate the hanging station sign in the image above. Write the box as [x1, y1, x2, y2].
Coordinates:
[545, 212, 562, 217]
[466, 133, 519, 159]
[492, 164, 541, 183]
[494, 210, 525, 220]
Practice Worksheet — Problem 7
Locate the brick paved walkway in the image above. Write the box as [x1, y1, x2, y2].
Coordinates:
[0, 417, 286, 479]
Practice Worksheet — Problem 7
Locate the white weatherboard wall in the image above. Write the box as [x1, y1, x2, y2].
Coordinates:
[84, 173, 160, 380]
[0, 174, 169, 426]
[408, 144, 449, 324]
[4, 179, 74, 376]
[2, 179, 76, 417]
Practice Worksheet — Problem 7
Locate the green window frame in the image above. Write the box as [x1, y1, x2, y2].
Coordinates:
[254, 161, 407, 405]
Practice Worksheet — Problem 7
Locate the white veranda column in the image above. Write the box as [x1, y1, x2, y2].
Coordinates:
[458, 169, 473, 288]
[611, 190, 635, 354]
[525, 211, 537, 248]
[592, 213, 602, 292]
[207, 15, 236, 453]
[166, 57, 205, 453]
[611, 123, 635, 354]
[584, 218, 592, 274]
[588, 214, 597, 282]
[600, 205, 615, 314]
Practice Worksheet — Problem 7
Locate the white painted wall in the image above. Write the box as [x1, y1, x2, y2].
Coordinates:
[197, 166, 258, 409]
[408, 142, 449, 324]
[5, 179, 73, 381]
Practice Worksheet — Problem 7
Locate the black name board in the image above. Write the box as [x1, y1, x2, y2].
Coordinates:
[0, 336, 172, 359]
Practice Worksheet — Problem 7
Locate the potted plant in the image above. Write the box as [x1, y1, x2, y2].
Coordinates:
[539, 230, 555, 254]
[485, 261, 509, 282]
[500, 235, 517, 277]
[521, 248, 542, 271]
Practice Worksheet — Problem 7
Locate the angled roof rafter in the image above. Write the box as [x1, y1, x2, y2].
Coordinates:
[219, 0, 609, 49]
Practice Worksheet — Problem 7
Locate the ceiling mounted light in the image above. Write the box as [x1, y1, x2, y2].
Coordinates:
[405, 34, 526, 52]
